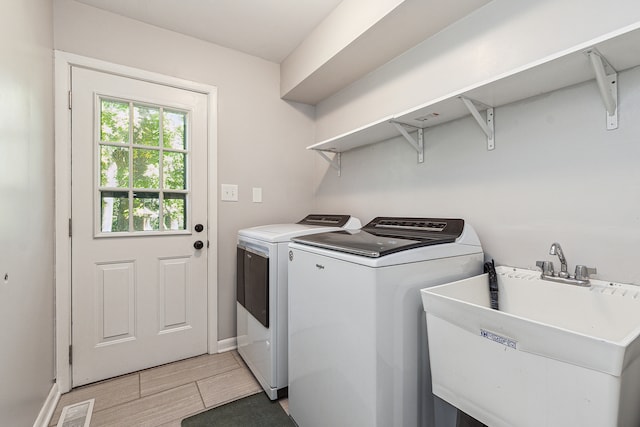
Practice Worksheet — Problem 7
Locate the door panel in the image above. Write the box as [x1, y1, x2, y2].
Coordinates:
[71, 67, 208, 387]
[159, 257, 190, 330]
[97, 261, 135, 342]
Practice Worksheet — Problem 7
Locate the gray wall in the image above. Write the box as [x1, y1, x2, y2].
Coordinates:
[311, 0, 640, 286]
[53, 0, 317, 341]
[0, 0, 55, 425]
[313, 65, 640, 285]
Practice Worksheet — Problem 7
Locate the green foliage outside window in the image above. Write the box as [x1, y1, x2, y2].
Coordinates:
[99, 99, 187, 233]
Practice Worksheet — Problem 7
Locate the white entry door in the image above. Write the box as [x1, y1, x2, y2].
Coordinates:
[71, 67, 209, 387]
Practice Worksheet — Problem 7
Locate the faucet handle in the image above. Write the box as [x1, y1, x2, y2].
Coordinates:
[575, 265, 597, 281]
[536, 260, 554, 276]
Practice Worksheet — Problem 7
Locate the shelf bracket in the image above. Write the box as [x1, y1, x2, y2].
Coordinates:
[390, 121, 424, 163]
[460, 96, 495, 150]
[586, 49, 618, 130]
[316, 150, 341, 176]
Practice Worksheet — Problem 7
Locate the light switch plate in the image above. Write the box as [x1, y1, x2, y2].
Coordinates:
[252, 187, 262, 203]
[221, 184, 238, 201]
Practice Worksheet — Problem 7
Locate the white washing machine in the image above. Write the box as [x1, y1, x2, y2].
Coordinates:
[288, 217, 484, 427]
[236, 214, 361, 400]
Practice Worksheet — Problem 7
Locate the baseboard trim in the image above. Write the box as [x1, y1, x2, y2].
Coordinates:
[33, 382, 60, 427]
[217, 337, 237, 353]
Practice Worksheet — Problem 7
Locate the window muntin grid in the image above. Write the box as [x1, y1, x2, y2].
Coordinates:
[97, 97, 189, 235]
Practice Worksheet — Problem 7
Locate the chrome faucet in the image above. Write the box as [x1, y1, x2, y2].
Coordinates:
[536, 242, 597, 287]
[549, 242, 568, 278]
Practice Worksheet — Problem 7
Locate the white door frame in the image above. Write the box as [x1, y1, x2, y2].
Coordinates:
[54, 51, 218, 393]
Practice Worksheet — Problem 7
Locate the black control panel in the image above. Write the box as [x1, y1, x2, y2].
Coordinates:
[363, 217, 464, 241]
[297, 214, 352, 227]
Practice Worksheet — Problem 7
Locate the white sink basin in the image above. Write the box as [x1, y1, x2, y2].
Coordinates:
[421, 266, 640, 427]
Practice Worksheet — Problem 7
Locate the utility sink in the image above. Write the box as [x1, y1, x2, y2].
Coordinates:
[421, 266, 640, 427]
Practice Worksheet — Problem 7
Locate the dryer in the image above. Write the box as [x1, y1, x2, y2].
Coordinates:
[236, 214, 361, 400]
[288, 217, 484, 427]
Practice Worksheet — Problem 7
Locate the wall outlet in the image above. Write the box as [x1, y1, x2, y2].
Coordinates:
[221, 184, 238, 201]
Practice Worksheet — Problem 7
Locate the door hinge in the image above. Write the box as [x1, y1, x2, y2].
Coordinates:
[68, 218, 72, 237]
[68, 90, 72, 110]
[68, 345, 73, 365]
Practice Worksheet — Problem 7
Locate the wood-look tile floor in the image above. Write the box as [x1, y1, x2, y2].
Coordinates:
[50, 351, 288, 427]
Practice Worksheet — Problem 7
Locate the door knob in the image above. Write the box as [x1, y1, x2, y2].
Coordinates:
[195, 224, 204, 232]
[193, 240, 204, 250]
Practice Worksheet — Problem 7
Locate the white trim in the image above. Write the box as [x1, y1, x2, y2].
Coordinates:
[54, 51, 73, 394]
[57, 51, 216, 94]
[217, 337, 238, 353]
[207, 77, 219, 355]
[32, 383, 61, 427]
[54, 51, 219, 393]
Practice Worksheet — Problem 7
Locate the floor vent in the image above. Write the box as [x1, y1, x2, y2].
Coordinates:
[56, 399, 94, 427]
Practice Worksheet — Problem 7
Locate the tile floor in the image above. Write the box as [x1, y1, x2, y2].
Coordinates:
[49, 351, 288, 427]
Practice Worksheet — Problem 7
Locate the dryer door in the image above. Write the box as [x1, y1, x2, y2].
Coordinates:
[237, 245, 269, 327]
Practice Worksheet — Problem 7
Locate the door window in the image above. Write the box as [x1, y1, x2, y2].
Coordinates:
[98, 97, 189, 235]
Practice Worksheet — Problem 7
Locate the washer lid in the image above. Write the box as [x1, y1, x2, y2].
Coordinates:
[291, 217, 465, 257]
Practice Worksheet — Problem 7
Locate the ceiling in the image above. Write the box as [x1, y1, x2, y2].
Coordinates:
[73, 0, 491, 104]
[73, 0, 344, 63]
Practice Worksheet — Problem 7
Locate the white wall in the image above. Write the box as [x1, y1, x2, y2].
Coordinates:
[0, 0, 55, 425]
[313, 63, 640, 284]
[53, 0, 317, 340]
